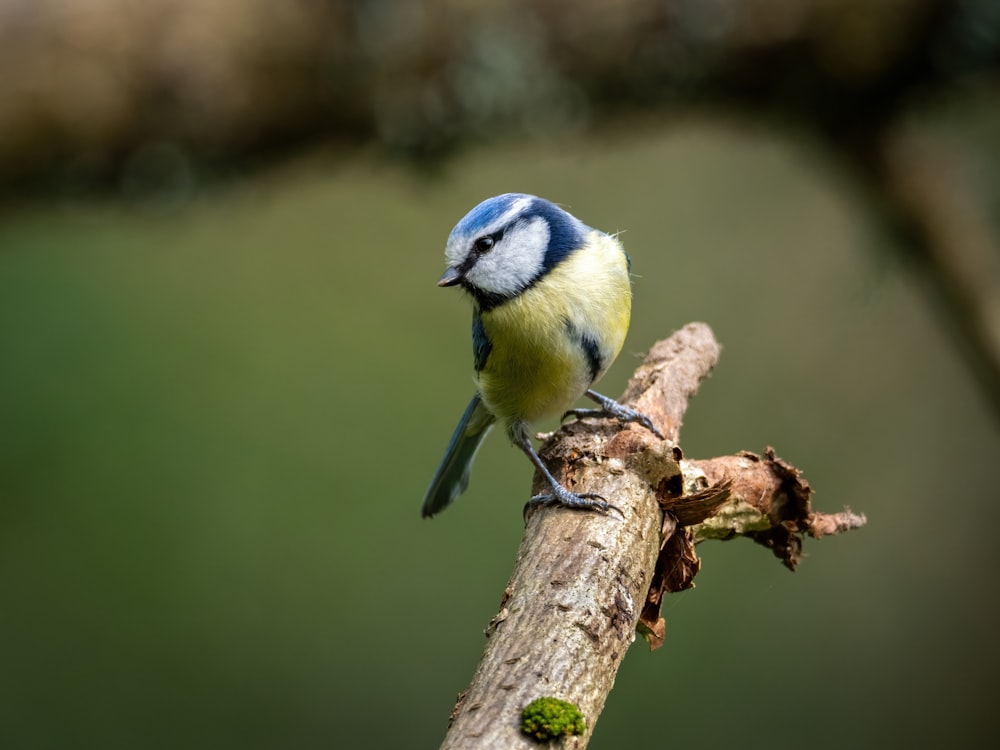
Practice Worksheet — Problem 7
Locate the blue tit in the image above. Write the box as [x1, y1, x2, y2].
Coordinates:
[422, 193, 661, 519]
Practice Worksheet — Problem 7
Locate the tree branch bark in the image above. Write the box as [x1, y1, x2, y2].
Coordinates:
[438, 323, 866, 748]
[871, 132, 1000, 418]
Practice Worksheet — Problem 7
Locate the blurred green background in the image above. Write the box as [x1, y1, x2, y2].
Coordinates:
[2, 115, 997, 748]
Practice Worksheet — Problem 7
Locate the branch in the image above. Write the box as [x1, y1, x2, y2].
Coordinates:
[438, 324, 866, 748]
[870, 132, 1000, 419]
[2, 0, 993, 193]
[690, 450, 867, 564]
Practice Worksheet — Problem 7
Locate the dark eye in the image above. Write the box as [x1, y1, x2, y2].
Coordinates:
[474, 235, 495, 254]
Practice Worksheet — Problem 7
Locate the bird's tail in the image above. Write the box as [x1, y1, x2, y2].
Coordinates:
[422, 393, 495, 518]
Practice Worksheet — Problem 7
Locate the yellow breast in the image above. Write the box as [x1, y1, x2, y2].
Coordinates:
[476, 231, 631, 427]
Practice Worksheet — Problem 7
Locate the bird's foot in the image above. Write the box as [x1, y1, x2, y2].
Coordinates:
[563, 391, 664, 439]
[523, 485, 623, 520]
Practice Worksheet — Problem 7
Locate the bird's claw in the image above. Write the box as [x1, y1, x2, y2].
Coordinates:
[562, 401, 664, 440]
[523, 487, 624, 521]
[628, 411, 664, 439]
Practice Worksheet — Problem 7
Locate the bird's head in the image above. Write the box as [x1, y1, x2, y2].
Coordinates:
[439, 193, 587, 309]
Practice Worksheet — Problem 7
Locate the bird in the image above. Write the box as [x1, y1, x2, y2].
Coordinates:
[421, 193, 661, 519]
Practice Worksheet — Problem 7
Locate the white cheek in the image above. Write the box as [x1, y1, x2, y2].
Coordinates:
[468, 219, 549, 296]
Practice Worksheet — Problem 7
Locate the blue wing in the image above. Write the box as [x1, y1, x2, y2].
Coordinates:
[421, 393, 496, 518]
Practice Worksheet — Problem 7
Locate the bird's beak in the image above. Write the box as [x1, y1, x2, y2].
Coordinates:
[437, 267, 463, 287]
